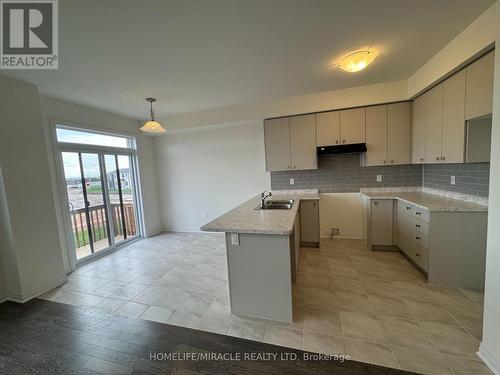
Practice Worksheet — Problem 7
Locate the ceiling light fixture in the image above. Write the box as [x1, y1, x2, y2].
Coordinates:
[140, 97, 166, 134]
[335, 50, 378, 73]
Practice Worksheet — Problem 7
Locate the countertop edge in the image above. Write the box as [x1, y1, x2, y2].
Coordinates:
[360, 192, 488, 212]
[200, 194, 319, 234]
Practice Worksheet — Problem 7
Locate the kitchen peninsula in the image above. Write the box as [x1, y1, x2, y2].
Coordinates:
[201, 190, 319, 322]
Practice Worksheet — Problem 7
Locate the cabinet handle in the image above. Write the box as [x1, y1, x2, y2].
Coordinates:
[342, 139, 346, 144]
[416, 212, 421, 215]
[435, 156, 440, 161]
[383, 160, 387, 164]
[390, 160, 394, 164]
[293, 165, 296, 169]
[420, 158, 424, 162]
[415, 253, 420, 257]
[374, 202, 379, 205]
[406, 206, 411, 210]
[441, 156, 445, 161]
[416, 236, 421, 240]
[415, 224, 420, 228]
[336, 140, 339, 144]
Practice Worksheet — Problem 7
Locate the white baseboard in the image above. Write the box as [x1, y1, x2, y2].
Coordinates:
[163, 229, 207, 234]
[478, 342, 500, 375]
[3, 273, 67, 303]
[320, 235, 363, 240]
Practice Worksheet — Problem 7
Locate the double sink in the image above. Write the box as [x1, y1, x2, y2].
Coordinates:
[257, 199, 294, 210]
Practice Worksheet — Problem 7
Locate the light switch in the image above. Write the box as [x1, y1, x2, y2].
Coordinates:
[451, 175, 456, 185]
[290, 178, 295, 185]
[376, 174, 382, 182]
[230, 233, 240, 246]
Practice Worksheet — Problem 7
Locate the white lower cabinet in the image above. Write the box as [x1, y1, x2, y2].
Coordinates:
[371, 200, 393, 246]
[300, 200, 319, 246]
[365, 197, 487, 289]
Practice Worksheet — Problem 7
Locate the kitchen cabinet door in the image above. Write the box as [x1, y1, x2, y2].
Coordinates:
[300, 200, 319, 243]
[424, 84, 443, 164]
[289, 114, 317, 170]
[371, 200, 393, 246]
[264, 118, 291, 171]
[442, 70, 466, 163]
[412, 95, 426, 164]
[365, 105, 388, 166]
[340, 108, 366, 144]
[465, 51, 495, 120]
[388, 102, 411, 165]
[316, 111, 340, 146]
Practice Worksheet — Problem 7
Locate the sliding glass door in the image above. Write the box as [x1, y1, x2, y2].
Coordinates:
[55, 126, 141, 265]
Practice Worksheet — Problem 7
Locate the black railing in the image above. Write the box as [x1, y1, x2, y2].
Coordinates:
[70, 203, 136, 249]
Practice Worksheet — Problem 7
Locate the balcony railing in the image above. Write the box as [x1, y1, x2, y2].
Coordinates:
[70, 203, 137, 251]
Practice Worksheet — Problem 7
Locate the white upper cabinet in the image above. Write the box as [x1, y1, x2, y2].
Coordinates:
[387, 102, 411, 165]
[412, 95, 426, 164]
[364, 102, 411, 167]
[264, 115, 317, 172]
[264, 117, 291, 171]
[442, 70, 466, 163]
[340, 108, 366, 144]
[289, 114, 317, 170]
[465, 51, 494, 120]
[316, 111, 340, 146]
[424, 84, 443, 164]
[365, 105, 388, 166]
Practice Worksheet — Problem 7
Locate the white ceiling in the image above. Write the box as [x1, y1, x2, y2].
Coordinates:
[2, 0, 494, 121]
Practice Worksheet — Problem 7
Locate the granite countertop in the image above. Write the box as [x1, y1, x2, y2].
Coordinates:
[200, 191, 319, 235]
[360, 190, 488, 212]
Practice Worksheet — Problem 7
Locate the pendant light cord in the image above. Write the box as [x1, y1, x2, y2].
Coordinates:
[150, 101, 156, 121]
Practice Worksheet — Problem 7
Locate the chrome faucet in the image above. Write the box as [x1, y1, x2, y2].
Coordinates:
[260, 190, 272, 208]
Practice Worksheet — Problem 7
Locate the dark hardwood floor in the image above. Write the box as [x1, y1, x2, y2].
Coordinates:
[0, 299, 414, 374]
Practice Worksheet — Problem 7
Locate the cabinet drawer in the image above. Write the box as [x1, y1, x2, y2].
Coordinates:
[411, 218, 429, 236]
[412, 206, 430, 223]
[412, 245, 429, 272]
[412, 229, 428, 249]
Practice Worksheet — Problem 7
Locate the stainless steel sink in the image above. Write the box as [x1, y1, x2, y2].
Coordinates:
[256, 199, 294, 210]
[266, 200, 294, 205]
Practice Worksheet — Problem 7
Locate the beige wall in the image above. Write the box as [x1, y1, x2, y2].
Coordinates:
[155, 121, 270, 232]
[479, 1, 500, 373]
[39, 96, 162, 272]
[160, 80, 407, 131]
[319, 193, 362, 239]
[408, 3, 496, 98]
[0, 76, 67, 301]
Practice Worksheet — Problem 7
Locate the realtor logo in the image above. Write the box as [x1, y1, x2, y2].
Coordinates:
[1, 0, 58, 69]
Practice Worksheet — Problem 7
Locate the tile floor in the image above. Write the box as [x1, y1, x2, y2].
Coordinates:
[40, 232, 491, 375]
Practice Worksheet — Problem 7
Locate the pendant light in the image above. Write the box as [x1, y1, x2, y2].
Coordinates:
[140, 97, 166, 134]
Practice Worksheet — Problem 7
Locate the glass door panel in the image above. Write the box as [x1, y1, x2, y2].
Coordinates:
[104, 154, 139, 244]
[62, 152, 91, 259]
[61, 152, 111, 260]
[117, 155, 138, 239]
[80, 153, 111, 254]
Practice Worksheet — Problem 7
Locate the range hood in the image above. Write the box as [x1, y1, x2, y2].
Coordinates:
[317, 143, 367, 156]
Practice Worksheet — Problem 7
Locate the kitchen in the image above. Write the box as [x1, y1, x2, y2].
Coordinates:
[200, 50, 492, 371]
[2, 1, 499, 374]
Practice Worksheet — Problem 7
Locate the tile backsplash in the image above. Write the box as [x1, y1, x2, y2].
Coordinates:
[270, 153, 490, 197]
[423, 163, 490, 197]
[270, 153, 422, 193]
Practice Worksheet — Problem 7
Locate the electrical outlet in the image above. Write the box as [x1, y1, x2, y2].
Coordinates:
[376, 174, 382, 182]
[451, 175, 456, 185]
[290, 178, 294, 185]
